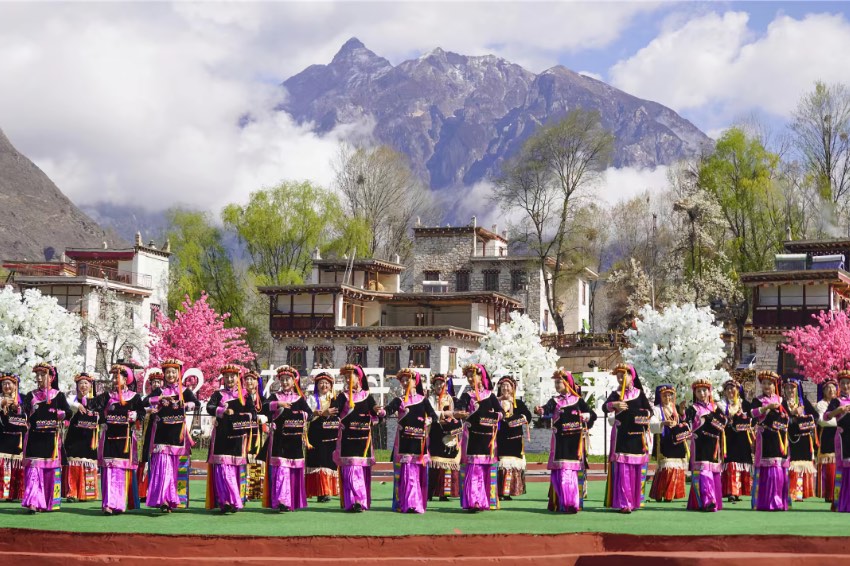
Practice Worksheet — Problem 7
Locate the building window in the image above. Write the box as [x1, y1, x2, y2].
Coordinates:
[409, 345, 431, 368]
[286, 347, 307, 374]
[379, 346, 401, 375]
[511, 270, 527, 293]
[149, 304, 160, 325]
[582, 282, 587, 306]
[543, 309, 550, 332]
[483, 270, 500, 292]
[415, 311, 428, 327]
[346, 345, 368, 365]
[313, 346, 334, 369]
[456, 270, 470, 292]
[423, 270, 440, 281]
[448, 347, 457, 373]
[125, 304, 135, 322]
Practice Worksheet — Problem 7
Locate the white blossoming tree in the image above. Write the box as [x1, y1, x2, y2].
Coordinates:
[462, 311, 559, 406]
[623, 303, 727, 401]
[0, 285, 83, 391]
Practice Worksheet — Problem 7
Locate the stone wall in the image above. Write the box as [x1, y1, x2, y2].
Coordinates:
[753, 334, 781, 372]
[411, 233, 475, 292]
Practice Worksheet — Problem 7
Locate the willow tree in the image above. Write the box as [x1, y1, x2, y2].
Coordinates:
[494, 109, 613, 334]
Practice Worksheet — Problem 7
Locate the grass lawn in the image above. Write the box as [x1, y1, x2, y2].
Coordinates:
[0, 480, 845, 538]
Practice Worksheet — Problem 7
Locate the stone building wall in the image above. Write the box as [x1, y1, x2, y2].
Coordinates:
[411, 233, 475, 292]
[753, 334, 781, 372]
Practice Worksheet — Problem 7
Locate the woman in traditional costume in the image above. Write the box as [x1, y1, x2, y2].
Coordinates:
[535, 369, 596, 514]
[427, 374, 462, 501]
[496, 375, 533, 501]
[137, 370, 163, 502]
[719, 378, 753, 503]
[602, 363, 652, 513]
[63, 373, 99, 502]
[21, 362, 70, 513]
[145, 359, 198, 513]
[648, 384, 688, 503]
[305, 372, 339, 503]
[816, 376, 839, 502]
[262, 366, 312, 512]
[824, 371, 850, 511]
[750, 371, 790, 511]
[686, 378, 727, 512]
[0, 373, 26, 501]
[332, 364, 384, 512]
[94, 364, 145, 515]
[206, 364, 256, 513]
[243, 370, 267, 501]
[457, 363, 503, 512]
[783, 377, 817, 501]
[383, 368, 447, 514]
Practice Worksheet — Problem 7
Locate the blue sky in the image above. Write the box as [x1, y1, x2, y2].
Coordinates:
[1, 1, 849, 211]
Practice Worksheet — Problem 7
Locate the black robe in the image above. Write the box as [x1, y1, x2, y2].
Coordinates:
[751, 397, 789, 460]
[262, 395, 312, 462]
[457, 390, 504, 458]
[206, 390, 258, 459]
[653, 406, 689, 460]
[0, 406, 27, 457]
[332, 392, 380, 461]
[496, 399, 534, 460]
[94, 391, 145, 462]
[22, 390, 70, 461]
[603, 390, 652, 456]
[818, 401, 838, 457]
[721, 400, 753, 465]
[63, 397, 99, 461]
[686, 405, 728, 465]
[784, 398, 818, 462]
[427, 395, 462, 466]
[385, 396, 440, 459]
[543, 395, 597, 462]
[827, 398, 850, 461]
[145, 387, 200, 449]
[305, 394, 339, 471]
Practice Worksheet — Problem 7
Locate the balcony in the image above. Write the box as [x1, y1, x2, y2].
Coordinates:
[752, 305, 830, 328]
[540, 332, 629, 350]
[270, 314, 335, 332]
[7, 261, 152, 288]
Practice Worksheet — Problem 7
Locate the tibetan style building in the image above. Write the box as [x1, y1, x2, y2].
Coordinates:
[741, 238, 850, 374]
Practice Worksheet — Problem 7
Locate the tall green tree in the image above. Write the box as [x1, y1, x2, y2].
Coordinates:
[494, 109, 614, 334]
[697, 127, 788, 358]
[222, 181, 370, 286]
[165, 209, 243, 320]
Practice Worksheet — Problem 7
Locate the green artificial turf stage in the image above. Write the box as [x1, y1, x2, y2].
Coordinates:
[0, 480, 845, 537]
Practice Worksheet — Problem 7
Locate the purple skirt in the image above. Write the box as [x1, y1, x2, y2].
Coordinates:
[396, 462, 428, 513]
[610, 462, 643, 511]
[340, 465, 371, 510]
[754, 466, 789, 511]
[687, 469, 723, 511]
[21, 465, 58, 512]
[551, 469, 580, 513]
[146, 453, 179, 509]
[834, 470, 850, 512]
[212, 463, 244, 510]
[269, 465, 307, 510]
[461, 463, 492, 510]
[101, 467, 129, 512]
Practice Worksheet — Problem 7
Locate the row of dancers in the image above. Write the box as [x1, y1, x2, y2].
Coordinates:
[2, 360, 850, 515]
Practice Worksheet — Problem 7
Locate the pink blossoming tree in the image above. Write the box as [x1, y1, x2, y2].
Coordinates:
[147, 292, 256, 399]
[782, 309, 850, 383]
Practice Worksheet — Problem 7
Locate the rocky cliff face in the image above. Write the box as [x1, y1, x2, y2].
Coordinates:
[280, 38, 712, 190]
[0, 128, 126, 261]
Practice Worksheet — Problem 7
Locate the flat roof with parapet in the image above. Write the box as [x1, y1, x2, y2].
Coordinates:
[258, 283, 522, 306]
[783, 239, 850, 254]
[312, 258, 405, 274]
[739, 269, 850, 288]
[413, 226, 507, 242]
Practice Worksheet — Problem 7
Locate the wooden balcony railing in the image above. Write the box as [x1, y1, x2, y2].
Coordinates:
[270, 315, 335, 332]
[752, 306, 829, 328]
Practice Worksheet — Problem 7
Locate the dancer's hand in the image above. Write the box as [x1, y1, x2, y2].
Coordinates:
[613, 401, 628, 412]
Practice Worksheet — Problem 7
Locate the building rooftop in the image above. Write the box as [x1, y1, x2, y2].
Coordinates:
[313, 258, 405, 274]
[783, 239, 850, 254]
[413, 225, 507, 243]
[739, 269, 850, 288]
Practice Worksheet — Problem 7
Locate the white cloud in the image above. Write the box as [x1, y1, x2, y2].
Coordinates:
[0, 2, 664, 215]
[610, 11, 850, 121]
[597, 166, 670, 204]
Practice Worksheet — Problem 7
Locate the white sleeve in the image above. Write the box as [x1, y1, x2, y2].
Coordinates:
[649, 405, 663, 434]
[818, 400, 837, 427]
